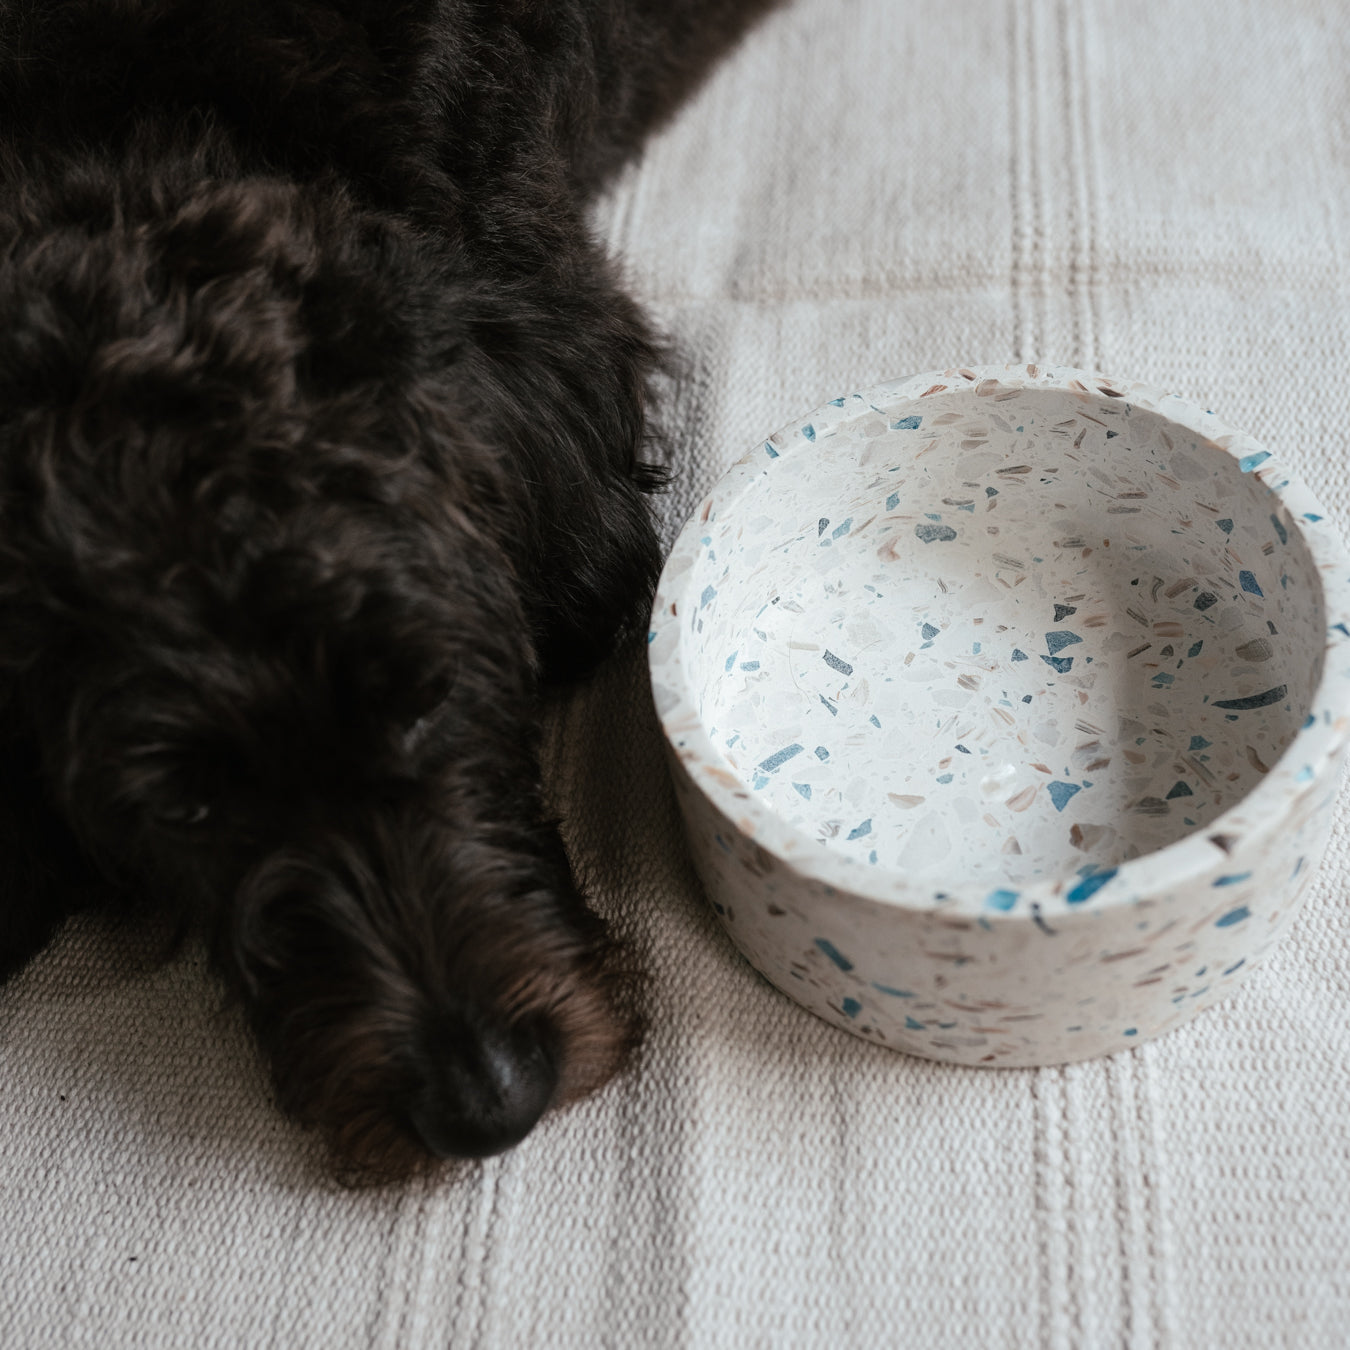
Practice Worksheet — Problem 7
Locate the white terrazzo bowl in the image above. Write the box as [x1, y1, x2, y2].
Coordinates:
[649, 365, 1350, 1065]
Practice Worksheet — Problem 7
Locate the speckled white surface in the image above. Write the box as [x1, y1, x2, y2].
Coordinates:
[651, 365, 1350, 1064]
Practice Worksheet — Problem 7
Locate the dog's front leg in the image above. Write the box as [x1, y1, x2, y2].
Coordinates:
[566, 0, 791, 193]
[0, 736, 99, 982]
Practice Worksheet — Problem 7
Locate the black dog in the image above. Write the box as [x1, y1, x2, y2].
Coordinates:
[0, 0, 780, 1179]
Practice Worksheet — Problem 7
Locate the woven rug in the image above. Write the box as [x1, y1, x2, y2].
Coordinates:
[3, 2, 1348, 1345]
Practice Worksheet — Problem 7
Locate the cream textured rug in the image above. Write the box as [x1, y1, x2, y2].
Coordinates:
[3, 2, 1349, 1346]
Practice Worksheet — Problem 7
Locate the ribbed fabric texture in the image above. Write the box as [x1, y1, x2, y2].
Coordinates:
[3, 2, 1348, 1345]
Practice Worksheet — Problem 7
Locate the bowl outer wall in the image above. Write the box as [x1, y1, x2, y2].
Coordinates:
[658, 724, 1341, 1065]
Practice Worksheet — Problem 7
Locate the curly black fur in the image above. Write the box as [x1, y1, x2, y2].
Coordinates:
[0, 0, 782, 1179]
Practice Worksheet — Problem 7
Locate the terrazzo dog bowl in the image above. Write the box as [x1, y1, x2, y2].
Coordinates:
[649, 364, 1350, 1065]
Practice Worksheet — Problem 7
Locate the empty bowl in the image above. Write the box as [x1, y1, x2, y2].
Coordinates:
[649, 364, 1350, 1065]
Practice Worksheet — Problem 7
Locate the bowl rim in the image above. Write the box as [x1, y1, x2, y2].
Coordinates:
[648, 363, 1350, 920]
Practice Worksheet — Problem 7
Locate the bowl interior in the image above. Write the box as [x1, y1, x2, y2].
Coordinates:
[687, 385, 1325, 888]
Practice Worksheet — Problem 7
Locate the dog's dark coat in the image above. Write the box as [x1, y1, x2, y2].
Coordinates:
[0, 0, 780, 1178]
